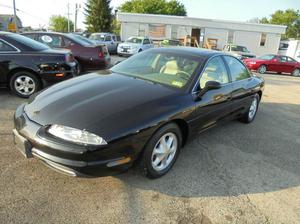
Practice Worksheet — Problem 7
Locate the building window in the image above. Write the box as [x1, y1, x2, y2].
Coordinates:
[149, 24, 166, 38]
[260, 33, 267, 46]
[228, 30, 234, 43]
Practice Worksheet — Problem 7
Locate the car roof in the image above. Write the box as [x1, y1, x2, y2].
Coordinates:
[149, 47, 223, 59]
[22, 31, 68, 36]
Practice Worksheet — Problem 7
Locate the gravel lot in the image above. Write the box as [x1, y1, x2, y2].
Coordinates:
[0, 60, 299, 223]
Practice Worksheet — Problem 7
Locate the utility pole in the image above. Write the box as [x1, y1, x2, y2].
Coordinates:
[67, 2, 70, 32]
[74, 3, 78, 32]
[13, 0, 18, 32]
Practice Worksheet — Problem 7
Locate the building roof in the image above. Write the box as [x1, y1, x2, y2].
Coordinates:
[117, 12, 287, 35]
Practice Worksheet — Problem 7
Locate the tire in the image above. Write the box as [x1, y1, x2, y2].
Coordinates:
[238, 94, 260, 123]
[257, 65, 267, 74]
[140, 123, 182, 179]
[9, 71, 41, 98]
[76, 61, 83, 75]
[292, 68, 300, 77]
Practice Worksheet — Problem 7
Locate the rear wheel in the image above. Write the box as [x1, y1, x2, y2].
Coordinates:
[258, 65, 267, 74]
[9, 71, 41, 98]
[292, 68, 300, 77]
[140, 123, 182, 178]
[238, 94, 260, 123]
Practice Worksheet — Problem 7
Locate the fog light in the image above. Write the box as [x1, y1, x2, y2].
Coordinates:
[107, 157, 131, 167]
[55, 73, 64, 77]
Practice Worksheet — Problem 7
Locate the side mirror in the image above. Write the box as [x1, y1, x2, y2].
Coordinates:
[197, 81, 221, 98]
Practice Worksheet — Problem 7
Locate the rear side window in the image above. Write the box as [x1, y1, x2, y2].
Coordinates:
[224, 56, 250, 81]
[143, 39, 150, 44]
[287, 57, 296, 63]
[105, 36, 112, 41]
[278, 56, 287, 62]
[38, 35, 63, 48]
[0, 40, 17, 52]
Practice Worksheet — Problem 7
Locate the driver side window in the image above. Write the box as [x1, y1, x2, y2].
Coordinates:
[199, 56, 229, 89]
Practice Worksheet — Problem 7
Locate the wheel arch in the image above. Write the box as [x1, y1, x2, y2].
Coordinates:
[7, 67, 42, 89]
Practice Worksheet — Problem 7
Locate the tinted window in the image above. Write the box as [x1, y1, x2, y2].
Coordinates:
[38, 34, 63, 48]
[8, 33, 49, 51]
[287, 57, 296, 63]
[105, 36, 112, 41]
[224, 56, 250, 81]
[112, 36, 116, 41]
[278, 56, 287, 62]
[143, 39, 150, 45]
[230, 45, 248, 52]
[112, 51, 202, 89]
[126, 37, 143, 44]
[199, 56, 229, 89]
[0, 40, 17, 52]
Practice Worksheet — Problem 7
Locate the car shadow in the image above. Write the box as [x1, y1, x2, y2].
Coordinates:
[116, 102, 300, 197]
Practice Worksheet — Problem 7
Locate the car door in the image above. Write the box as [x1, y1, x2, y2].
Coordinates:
[191, 56, 234, 132]
[286, 57, 298, 73]
[0, 39, 19, 85]
[223, 55, 254, 116]
[276, 56, 291, 73]
[142, 38, 151, 51]
[104, 35, 114, 52]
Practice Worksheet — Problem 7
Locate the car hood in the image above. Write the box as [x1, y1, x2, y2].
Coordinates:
[232, 51, 256, 57]
[24, 72, 180, 141]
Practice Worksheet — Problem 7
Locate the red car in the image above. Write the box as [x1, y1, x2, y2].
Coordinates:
[243, 54, 300, 77]
[22, 32, 111, 74]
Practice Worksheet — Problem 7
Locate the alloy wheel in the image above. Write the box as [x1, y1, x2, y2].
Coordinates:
[258, 65, 266, 74]
[292, 69, 300, 77]
[14, 75, 36, 96]
[151, 132, 178, 171]
[248, 97, 258, 120]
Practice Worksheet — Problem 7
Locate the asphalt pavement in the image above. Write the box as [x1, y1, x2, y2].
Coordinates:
[0, 63, 299, 223]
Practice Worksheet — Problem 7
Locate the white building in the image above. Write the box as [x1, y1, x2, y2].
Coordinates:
[117, 12, 287, 56]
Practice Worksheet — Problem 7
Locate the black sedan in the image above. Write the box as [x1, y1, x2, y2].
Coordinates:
[0, 32, 77, 97]
[13, 48, 264, 178]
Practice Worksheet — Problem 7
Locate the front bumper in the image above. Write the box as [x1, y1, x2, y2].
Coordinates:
[117, 47, 138, 56]
[13, 104, 136, 177]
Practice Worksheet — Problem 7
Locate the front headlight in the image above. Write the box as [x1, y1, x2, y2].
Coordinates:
[48, 124, 107, 146]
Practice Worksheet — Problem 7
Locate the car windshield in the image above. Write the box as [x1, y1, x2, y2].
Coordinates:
[231, 45, 248, 52]
[9, 33, 49, 51]
[126, 37, 143, 44]
[89, 34, 105, 41]
[258, 55, 275, 60]
[111, 51, 202, 89]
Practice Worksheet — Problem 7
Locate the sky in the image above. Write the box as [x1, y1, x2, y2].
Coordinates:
[1, 0, 299, 29]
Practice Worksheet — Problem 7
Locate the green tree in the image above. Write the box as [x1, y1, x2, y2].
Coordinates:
[119, 0, 187, 16]
[49, 15, 74, 32]
[84, 0, 112, 32]
[260, 9, 300, 39]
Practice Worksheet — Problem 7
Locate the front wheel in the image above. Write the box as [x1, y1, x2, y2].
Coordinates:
[258, 65, 267, 74]
[292, 68, 300, 77]
[238, 94, 260, 123]
[140, 123, 182, 178]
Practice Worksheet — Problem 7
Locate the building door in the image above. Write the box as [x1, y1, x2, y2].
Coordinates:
[191, 28, 201, 47]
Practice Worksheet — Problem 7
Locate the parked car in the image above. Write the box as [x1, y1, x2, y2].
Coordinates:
[243, 54, 300, 76]
[13, 47, 264, 178]
[22, 32, 111, 74]
[223, 44, 256, 59]
[160, 39, 183, 47]
[117, 36, 154, 56]
[89, 33, 120, 54]
[0, 32, 77, 97]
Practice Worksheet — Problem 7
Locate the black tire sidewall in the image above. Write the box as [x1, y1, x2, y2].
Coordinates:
[141, 123, 182, 178]
[10, 71, 40, 98]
